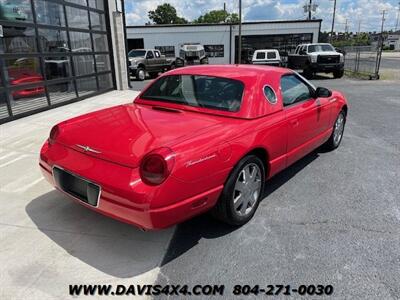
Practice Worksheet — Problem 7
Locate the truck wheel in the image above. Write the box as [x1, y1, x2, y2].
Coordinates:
[303, 67, 313, 79]
[211, 155, 265, 226]
[149, 72, 158, 79]
[333, 70, 344, 78]
[136, 68, 146, 81]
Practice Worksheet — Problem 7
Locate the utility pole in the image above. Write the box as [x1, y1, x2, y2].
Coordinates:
[223, 2, 226, 12]
[375, 10, 386, 79]
[238, 0, 242, 64]
[344, 18, 348, 34]
[330, 0, 337, 42]
[358, 20, 361, 34]
[395, 1, 400, 32]
[303, 0, 318, 20]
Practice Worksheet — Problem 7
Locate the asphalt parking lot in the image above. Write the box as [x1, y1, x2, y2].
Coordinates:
[148, 76, 399, 299]
[1, 75, 399, 299]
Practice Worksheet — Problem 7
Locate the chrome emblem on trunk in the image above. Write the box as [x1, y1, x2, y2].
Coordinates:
[76, 144, 102, 154]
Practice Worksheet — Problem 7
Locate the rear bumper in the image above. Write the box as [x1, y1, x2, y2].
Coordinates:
[39, 141, 223, 230]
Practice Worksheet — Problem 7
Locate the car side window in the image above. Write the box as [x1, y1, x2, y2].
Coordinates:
[263, 86, 277, 104]
[146, 51, 154, 59]
[281, 75, 313, 106]
[155, 51, 160, 58]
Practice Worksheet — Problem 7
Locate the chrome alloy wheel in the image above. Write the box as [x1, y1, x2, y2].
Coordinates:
[233, 163, 262, 216]
[137, 69, 145, 80]
[333, 113, 345, 146]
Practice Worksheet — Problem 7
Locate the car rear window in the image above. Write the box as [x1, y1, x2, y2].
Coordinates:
[256, 52, 265, 59]
[267, 52, 276, 59]
[141, 75, 244, 112]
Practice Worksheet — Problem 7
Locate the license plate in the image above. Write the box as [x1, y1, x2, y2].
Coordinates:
[53, 167, 100, 207]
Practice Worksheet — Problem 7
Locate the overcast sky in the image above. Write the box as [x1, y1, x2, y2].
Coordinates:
[125, 0, 400, 32]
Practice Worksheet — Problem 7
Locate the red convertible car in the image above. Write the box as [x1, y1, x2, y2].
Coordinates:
[39, 65, 348, 230]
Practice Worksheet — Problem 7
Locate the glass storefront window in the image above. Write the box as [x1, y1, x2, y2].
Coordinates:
[93, 33, 108, 52]
[0, 0, 113, 122]
[9, 85, 48, 115]
[38, 28, 69, 53]
[69, 31, 92, 52]
[35, 0, 66, 27]
[0, 91, 9, 119]
[0, 26, 36, 53]
[88, 0, 104, 11]
[66, 0, 87, 6]
[73, 55, 94, 76]
[48, 81, 76, 104]
[95, 54, 110, 72]
[66, 5, 89, 29]
[77, 76, 97, 97]
[3, 57, 44, 87]
[98, 73, 112, 90]
[44, 56, 72, 80]
[90, 11, 106, 31]
[0, 0, 33, 23]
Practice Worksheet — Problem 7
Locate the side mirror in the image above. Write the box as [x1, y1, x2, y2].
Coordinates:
[315, 87, 332, 98]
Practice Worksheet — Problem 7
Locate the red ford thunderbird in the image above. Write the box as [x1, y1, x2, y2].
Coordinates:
[39, 65, 348, 230]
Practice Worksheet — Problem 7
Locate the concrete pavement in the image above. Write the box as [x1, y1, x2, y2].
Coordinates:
[0, 90, 174, 300]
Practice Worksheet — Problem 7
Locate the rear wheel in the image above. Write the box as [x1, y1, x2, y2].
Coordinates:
[212, 155, 265, 226]
[333, 70, 344, 78]
[324, 110, 346, 150]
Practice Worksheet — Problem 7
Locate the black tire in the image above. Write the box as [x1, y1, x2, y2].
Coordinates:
[324, 110, 346, 151]
[212, 155, 265, 226]
[149, 72, 159, 79]
[333, 70, 344, 78]
[303, 67, 313, 79]
[135, 67, 146, 81]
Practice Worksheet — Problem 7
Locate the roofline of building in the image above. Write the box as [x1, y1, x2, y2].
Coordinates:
[126, 19, 323, 29]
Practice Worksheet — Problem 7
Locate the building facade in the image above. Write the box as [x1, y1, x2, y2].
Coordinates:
[0, 0, 129, 123]
[126, 20, 321, 64]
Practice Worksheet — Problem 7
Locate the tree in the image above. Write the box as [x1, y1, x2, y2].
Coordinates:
[194, 10, 239, 24]
[148, 3, 188, 24]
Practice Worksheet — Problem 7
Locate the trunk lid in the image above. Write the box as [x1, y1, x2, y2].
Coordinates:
[56, 103, 223, 168]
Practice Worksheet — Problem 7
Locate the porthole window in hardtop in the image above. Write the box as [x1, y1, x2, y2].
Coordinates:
[263, 85, 277, 104]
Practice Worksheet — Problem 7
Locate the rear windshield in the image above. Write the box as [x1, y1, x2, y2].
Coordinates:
[141, 75, 244, 112]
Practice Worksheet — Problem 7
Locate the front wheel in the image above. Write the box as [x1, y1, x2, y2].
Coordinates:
[212, 155, 265, 226]
[324, 110, 346, 150]
[136, 68, 146, 81]
[333, 70, 344, 78]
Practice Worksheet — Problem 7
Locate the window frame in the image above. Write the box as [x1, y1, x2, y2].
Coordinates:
[262, 84, 277, 105]
[280, 73, 316, 108]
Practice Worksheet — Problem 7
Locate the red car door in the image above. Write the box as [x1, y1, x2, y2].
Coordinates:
[281, 74, 329, 167]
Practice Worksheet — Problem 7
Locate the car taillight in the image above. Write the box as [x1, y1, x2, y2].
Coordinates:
[140, 148, 175, 185]
[48, 125, 59, 145]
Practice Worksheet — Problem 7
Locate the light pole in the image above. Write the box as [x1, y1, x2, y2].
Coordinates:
[330, 0, 337, 42]
[238, 0, 242, 64]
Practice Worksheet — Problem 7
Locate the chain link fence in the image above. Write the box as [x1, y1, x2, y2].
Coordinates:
[342, 46, 382, 79]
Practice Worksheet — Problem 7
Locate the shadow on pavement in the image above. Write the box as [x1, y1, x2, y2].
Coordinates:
[26, 190, 173, 278]
[161, 150, 320, 266]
